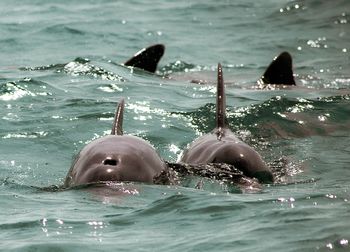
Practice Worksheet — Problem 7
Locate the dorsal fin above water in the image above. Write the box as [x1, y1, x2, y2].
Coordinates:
[216, 63, 226, 129]
[260, 51, 296, 85]
[124, 44, 165, 73]
[111, 99, 125, 135]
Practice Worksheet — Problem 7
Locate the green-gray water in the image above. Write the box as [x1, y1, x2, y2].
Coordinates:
[1, 0, 349, 251]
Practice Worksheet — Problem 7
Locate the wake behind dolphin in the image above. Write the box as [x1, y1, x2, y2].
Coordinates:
[64, 99, 168, 187]
[180, 64, 274, 183]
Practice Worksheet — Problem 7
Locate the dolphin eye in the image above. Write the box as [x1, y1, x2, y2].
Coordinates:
[103, 158, 118, 166]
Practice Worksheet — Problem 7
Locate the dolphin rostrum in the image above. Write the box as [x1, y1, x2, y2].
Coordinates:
[180, 64, 274, 183]
[64, 99, 167, 187]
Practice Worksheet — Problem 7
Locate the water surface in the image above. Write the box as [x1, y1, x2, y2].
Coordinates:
[0, 0, 349, 251]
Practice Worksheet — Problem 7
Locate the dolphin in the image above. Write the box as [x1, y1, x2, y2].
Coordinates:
[258, 51, 296, 86]
[122, 44, 295, 87]
[189, 51, 295, 86]
[123, 44, 165, 73]
[64, 99, 167, 187]
[180, 64, 274, 183]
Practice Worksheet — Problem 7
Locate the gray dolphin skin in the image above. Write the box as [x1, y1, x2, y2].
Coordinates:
[64, 99, 167, 187]
[180, 64, 274, 183]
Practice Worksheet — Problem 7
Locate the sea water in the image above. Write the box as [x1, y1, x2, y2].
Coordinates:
[0, 0, 349, 251]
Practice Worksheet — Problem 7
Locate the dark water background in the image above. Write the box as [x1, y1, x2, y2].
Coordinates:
[0, 0, 349, 251]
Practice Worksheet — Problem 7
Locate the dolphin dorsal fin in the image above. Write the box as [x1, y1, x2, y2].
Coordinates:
[216, 63, 226, 129]
[111, 99, 125, 135]
[260, 52, 296, 85]
[124, 44, 165, 73]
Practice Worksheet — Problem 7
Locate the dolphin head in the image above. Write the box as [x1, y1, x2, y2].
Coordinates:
[65, 135, 166, 187]
[64, 99, 167, 187]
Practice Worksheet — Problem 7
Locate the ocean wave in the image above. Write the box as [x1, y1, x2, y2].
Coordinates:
[21, 57, 125, 81]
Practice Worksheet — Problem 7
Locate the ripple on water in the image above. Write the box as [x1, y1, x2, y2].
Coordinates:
[0, 82, 34, 101]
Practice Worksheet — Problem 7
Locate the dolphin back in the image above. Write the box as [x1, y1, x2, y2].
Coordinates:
[124, 44, 165, 73]
[216, 63, 226, 129]
[260, 51, 296, 85]
[111, 99, 125, 135]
